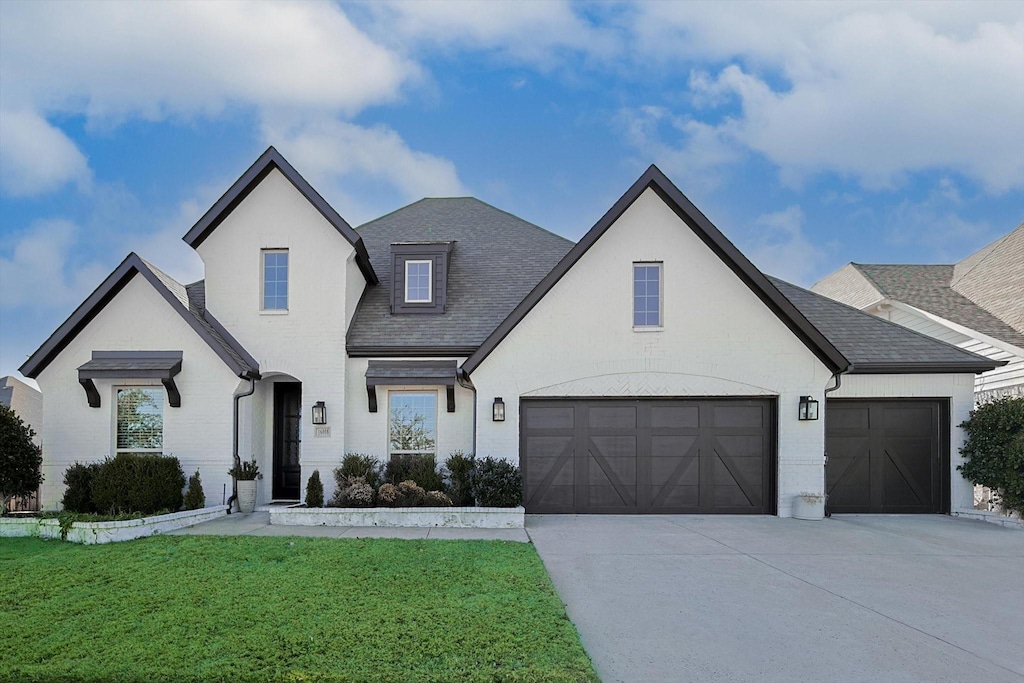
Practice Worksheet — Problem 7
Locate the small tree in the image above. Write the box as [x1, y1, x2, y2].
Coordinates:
[305, 470, 324, 508]
[0, 405, 43, 515]
[183, 470, 206, 510]
[959, 397, 1024, 517]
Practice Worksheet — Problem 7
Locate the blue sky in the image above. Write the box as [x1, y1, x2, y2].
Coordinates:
[1, 1, 1022, 381]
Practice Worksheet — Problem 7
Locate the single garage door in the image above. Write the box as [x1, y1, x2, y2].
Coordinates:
[521, 398, 776, 514]
[826, 400, 950, 514]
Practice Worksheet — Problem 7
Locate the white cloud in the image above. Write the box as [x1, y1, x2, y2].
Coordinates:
[263, 117, 467, 223]
[743, 206, 827, 286]
[0, 109, 91, 196]
[628, 2, 1024, 193]
[0, 220, 109, 310]
[359, 0, 619, 67]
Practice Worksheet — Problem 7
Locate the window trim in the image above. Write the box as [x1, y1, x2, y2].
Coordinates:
[387, 390, 438, 457]
[260, 248, 289, 312]
[632, 261, 663, 330]
[404, 259, 433, 304]
[113, 385, 165, 456]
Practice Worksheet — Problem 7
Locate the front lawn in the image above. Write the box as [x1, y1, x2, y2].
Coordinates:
[0, 535, 597, 683]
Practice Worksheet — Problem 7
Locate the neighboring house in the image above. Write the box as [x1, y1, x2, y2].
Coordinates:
[20, 148, 1002, 517]
[813, 224, 1024, 404]
[1, 375, 42, 446]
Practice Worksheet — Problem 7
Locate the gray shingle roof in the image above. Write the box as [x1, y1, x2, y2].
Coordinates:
[852, 263, 1024, 348]
[346, 198, 574, 353]
[949, 222, 1024, 337]
[769, 277, 1000, 372]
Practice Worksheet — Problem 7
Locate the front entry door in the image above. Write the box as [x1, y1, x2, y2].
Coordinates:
[273, 382, 302, 500]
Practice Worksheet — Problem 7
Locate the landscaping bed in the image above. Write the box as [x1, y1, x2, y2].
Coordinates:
[270, 505, 525, 528]
[0, 535, 598, 683]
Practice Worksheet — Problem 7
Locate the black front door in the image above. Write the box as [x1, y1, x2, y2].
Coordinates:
[273, 382, 302, 500]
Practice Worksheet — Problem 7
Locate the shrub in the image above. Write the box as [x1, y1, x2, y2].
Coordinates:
[424, 490, 453, 507]
[470, 457, 523, 508]
[305, 470, 324, 508]
[444, 451, 476, 506]
[377, 483, 399, 507]
[92, 453, 187, 515]
[336, 453, 383, 491]
[959, 397, 1024, 517]
[183, 470, 205, 510]
[0, 404, 43, 515]
[397, 480, 426, 507]
[228, 458, 260, 481]
[385, 453, 444, 492]
[62, 462, 101, 514]
[331, 476, 375, 507]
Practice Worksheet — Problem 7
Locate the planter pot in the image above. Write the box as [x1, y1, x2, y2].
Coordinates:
[793, 495, 825, 521]
[236, 480, 258, 513]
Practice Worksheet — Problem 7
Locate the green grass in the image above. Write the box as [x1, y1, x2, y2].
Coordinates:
[0, 535, 597, 683]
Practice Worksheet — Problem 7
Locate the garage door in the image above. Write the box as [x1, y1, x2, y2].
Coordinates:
[521, 399, 775, 514]
[825, 400, 949, 514]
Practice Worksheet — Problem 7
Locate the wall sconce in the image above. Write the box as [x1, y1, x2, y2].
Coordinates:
[798, 395, 819, 421]
[312, 401, 327, 425]
[492, 397, 505, 422]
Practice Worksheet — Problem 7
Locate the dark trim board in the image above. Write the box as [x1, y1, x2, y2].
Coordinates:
[825, 398, 951, 514]
[520, 396, 778, 515]
[463, 165, 850, 376]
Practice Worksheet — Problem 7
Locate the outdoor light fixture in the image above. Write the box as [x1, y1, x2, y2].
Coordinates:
[798, 395, 819, 421]
[312, 401, 327, 425]
[492, 397, 505, 422]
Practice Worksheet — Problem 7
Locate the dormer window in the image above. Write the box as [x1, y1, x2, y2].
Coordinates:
[405, 260, 433, 303]
[390, 241, 453, 314]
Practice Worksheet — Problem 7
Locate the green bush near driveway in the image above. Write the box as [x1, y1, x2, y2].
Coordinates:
[959, 396, 1024, 516]
[0, 535, 597, 683]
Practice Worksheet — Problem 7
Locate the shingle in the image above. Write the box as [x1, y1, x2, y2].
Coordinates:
[852, 263, 1024, 348]
[769, 277, 997, 370]
[347, 198, 573, 351]
[949, 223, 1024, 337]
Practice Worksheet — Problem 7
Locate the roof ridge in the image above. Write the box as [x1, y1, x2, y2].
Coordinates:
[768, 275, 992, 363]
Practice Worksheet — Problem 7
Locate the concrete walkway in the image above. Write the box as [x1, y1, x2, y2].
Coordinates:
[528, 514, 1024, 683]
[167, 511, 529, 542]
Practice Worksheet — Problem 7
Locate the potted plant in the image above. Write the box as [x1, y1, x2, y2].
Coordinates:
[793, 492, 826, 520]
[229, 458, 261, 513]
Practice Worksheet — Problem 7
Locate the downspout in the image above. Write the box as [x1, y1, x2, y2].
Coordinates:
[227, 376, 256, 514]
[821, 366, 851, 517]
[456, 368, 477, 456]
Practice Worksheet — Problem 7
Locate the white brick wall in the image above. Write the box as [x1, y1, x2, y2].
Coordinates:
[35, 277, 242, 510]
[198, 168, 364, 505]
[468, 188, 836, 516]
[829, 373, 977, 514]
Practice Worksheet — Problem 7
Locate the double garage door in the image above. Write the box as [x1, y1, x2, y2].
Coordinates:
[521, 398, 776, 514]
[826, 400, 950, 514]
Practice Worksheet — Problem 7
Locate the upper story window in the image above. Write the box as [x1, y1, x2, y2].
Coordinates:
[116, 387, 164, 455]
[633, 262, 662, 328]
[405, 260, 433, 303]
[262, 249, 288, 311]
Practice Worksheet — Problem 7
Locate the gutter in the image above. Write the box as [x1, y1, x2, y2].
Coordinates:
[821, 367, 851, 518]
[456, 368, 477, 458]
[227, 377, 257, 514]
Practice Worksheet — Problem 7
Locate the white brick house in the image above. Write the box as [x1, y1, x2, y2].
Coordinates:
[20, 149, 1001, 517]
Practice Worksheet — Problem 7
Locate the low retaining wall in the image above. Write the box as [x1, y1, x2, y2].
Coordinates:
[0, 507, 226, 544]
[953, 509, 1023, 530]
[269, 506, 525, 529]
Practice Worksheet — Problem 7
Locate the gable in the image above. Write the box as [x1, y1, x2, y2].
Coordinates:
[811, 264, 883, 310]
[462, 165, 848, 375]
[183, 146, 377, 285]
[19, 254, 258, 380]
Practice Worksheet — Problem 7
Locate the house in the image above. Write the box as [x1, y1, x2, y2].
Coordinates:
[813, 224, 1024, 404]
[1, 375, 42, 447]
[19, 148, 1002, 517]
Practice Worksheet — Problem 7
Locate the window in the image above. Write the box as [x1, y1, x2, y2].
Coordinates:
[116, 388, 164, 455]
[405, 260, 432, 303]
[633, 263, 662, 327]
[388, 392, 436, 457]
[262, 249, 289, 311]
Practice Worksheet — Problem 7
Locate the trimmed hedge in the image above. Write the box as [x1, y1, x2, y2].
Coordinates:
[91, 453, 186, 515]
[62, 463, 101, 514]
[470, 457, 522, 508]
[959, 397, 1024, 517]
[445, 451, 476, 506]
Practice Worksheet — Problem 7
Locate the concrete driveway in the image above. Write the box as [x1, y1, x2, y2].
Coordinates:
[527, 515, 1024, 683]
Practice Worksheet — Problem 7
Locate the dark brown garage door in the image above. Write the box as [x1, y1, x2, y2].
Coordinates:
[521, 398, 776, 514]
[826, 400, 949, 514]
